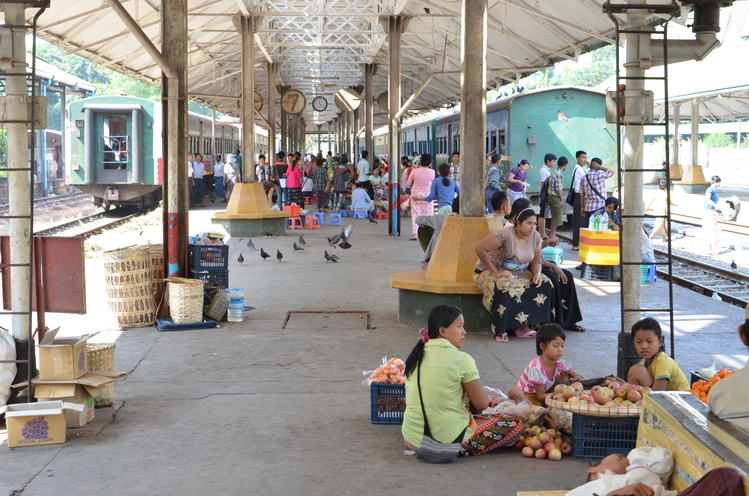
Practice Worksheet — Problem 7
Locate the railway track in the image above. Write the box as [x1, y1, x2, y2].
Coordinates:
[35, 211, 139, 237]
[0, 192, 93, 215]
[667, 212, 749, 237]
[555, 232, 749, 308]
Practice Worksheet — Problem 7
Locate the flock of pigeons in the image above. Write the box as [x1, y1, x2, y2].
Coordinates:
[235, 224, 355, 265]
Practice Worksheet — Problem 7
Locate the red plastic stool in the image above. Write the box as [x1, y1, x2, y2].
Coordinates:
[374, 211, 388, 220]
[287, 216, 303, 230]
[305, 216, 321, 229]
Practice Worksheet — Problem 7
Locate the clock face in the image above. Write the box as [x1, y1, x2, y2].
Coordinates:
[281, 90, 306, 115]
[312, 96, 328, 112]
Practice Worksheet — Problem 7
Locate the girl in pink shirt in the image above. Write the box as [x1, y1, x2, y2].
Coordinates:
[407, 154, 436, 239]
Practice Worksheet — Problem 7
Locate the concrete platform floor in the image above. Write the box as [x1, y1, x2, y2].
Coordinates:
[0, 203, 746, 496]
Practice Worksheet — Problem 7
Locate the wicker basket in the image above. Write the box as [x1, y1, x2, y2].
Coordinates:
[167, 278, 205, 324]
[103, 247, 156, 328]
[87, 342, 116, 407]
[147, 244, 165, 307]
[545, 396, 641, 418]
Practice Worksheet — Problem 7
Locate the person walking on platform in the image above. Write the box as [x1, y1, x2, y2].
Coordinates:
[223, 153, 239, 202]
[703, 175, 722, 256]
[407, 153, 436, 240]
[546, 156, 568, 241]
[537, 153, 556, 239]
[506, 159, 529, 206]
[192, 153, 206, 207]
[313, 161, 329, 212]
[579, 157, 613, 226]
[356, 151, 374, 200]
[272, 151, 288, 207]
[212, 154, 225, 202]
[485, 153, 502, 214]
[570, 151, 588, 251]
[187, 153, 194, 208]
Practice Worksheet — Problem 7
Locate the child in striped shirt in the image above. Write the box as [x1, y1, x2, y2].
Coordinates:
[508, 323, 584, 406]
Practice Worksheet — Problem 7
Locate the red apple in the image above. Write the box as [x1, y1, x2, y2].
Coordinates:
[522, 446, 535, 457]
[627, 390, 642, 403]
[529, 437, 543, 450]
[523, 428, 533, 438]
[609, 381, 621, 391]
[570, 382, 584, 395]
[531, 425, 543, 436]
[590, 385, 602, 395]
[554, 437, 564, 446]
[567, 395, 581, 403]
[539, 432, 552, 444]
[546, 429, 558, 438]
[554, 384, 565, 394]
[535, 448, 547, 459]
[616, 387, 628, 399]
[515, 439, 526, 451]
[562, 386, 575, 399]
[548, 448, 562, 461]
[544, 441, 556, 453]
[561, 442, 572, 455]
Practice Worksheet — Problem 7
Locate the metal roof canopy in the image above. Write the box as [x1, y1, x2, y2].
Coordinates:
[17, 0, 686, 132]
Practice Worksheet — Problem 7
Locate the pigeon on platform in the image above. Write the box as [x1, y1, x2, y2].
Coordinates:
[368, 212, 378, 224]
[338, 224, 354, 249]
[260, 248, 270, 261]
[138, 226, 144, 236]
[298, 235, 306, 246]
[731, 259, 738, 270]
[293, 242, 304, 252]
[276, 249, 283, 263]
[327, 234, 342, 248]
[324, 251, 340, 263]
[237, 252, 244, 265]
[247, 239, 256, 250]
[262, 232, 274, 238]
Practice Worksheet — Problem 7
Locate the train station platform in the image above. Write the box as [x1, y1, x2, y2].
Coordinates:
[0, 204, 746, 495]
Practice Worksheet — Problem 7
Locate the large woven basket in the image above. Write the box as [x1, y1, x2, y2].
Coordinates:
[87, 342, 116, 407]
[147, 244, 165, 307]
[103, 247, 155, 328]
[167, 278, 205, 324]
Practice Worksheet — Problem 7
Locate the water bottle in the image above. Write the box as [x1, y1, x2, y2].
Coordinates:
[594, 214, 601, 231]
[711, 292, 722, 302]
[601, 212, 609, 231]
[227, 288, 245, 322]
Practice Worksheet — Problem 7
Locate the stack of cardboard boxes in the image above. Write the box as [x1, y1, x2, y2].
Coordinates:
[1, 329, 126, 448]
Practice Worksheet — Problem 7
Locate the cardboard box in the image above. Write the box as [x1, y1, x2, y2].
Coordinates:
[0, 401, 84, 448]
[38, 328, 93, 381]
[35, 384, 96, 428]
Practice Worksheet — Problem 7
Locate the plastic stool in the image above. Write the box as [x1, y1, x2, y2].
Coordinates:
[328, 213, 343, 226]
[312, 212, 327, 225]
[286, 216, 303, 230]
[353, 210, 368, 219]
[647, 264, 657, 283]
[339, 209, 351, 217]
[305, 216, 321, 229]
[374, 211, 388, 220]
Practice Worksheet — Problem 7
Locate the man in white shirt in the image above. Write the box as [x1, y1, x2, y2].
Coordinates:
[255, 154, 269, 182]
[356, 150, 374, 200]
[537, 153, 555, 239]
[192, 154, 206, 207]
[571, 150, 588, 250]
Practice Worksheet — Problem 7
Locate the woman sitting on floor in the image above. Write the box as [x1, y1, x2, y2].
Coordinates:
[401, 305, 522, 461]
[473, 205, 554, 342]
[505, 199, 585, 333]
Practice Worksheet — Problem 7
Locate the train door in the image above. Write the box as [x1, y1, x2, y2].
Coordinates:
[96, 113, 130, 184]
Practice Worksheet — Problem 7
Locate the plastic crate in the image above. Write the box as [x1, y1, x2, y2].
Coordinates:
[282, 204, 301, 217]
[571, 413, 639, 461]
[188, 244, 229, 270]
[190, 269, 229, 292]
[581, 263, 615, 281]
[690, 371, 710, 386]
[542, 246, 564, 265]
[641, 265, 649, 284]
[370, 382, 406, 424]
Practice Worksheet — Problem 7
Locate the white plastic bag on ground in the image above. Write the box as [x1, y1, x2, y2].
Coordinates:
[0, 327, 17, 407]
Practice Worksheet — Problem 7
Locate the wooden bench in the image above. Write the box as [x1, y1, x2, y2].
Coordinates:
[517, 392, 749, 495]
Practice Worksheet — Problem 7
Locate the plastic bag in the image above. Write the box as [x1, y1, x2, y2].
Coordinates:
[483, 399, 546, 425]
[362, 357, 405, 386]
[698, 359, 719, 379]
[547, 408, 573, 435]
[0, 327, 16, 407]
[484, 386, 507, 402]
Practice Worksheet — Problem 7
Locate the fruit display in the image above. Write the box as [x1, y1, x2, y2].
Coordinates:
[690, 368, 735, 404]
[545, 379, 649, 417]
[483, 400, 546, 426]
[368, 358, 405, 385]
[514, 425, 571, 461]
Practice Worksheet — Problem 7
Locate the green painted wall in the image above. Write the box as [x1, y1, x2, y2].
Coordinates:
[67, 95, 158, 186]
[506, 88, 617, 195]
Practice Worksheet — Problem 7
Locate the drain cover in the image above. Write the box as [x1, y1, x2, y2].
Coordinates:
[283, 311, 371, 330]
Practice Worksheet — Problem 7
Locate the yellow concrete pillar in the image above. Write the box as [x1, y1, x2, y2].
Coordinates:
[225, 183, 271, 215]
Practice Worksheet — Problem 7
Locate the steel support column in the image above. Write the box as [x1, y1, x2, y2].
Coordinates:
[317, 124, 322, 153]
[353, 107, 360, 160]
[691, 101, 699, 166]
[240, 16, 257, 182]
[621, 0, 647, 333]
[266, 63, 277, 163]
[384, 15, 408, 235]
[672, 104, 680, 166]
[60, 86, 66, 180]
[364, 64, 376, 156]
[2, 4, 33, 380]
[459, 0, 487, 217]
[327, 121, 332, 153]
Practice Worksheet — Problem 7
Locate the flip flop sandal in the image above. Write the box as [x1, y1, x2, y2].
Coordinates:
[571, 247, 580, 251]
[515, 330, 537, 339]
[494, 334, 509, 342]
[568, 325, 586, 333]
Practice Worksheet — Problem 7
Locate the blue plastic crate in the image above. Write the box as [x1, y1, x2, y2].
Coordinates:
[571, 413, 639, 461]
[190, 269, 229, 292]
[370, 383, 406, 424]
[188, 244, 229, 270]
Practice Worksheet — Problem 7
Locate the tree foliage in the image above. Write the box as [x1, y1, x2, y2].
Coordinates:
[701, 132, 736, 149]
[524, 44, 616, 90]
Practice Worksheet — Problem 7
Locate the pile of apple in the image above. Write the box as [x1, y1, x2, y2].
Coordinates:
[514, 425, 571, 461]
[549, 380, 651, 408]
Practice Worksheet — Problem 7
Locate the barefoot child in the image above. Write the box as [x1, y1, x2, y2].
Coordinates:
[508, 323, 584, 406]
[627, 317, 689, 391]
